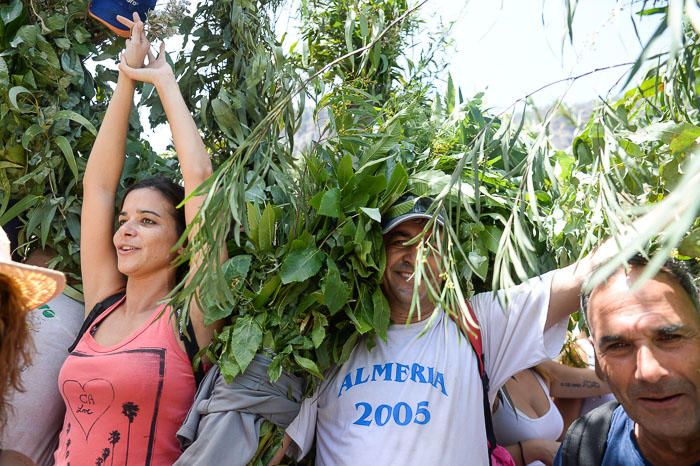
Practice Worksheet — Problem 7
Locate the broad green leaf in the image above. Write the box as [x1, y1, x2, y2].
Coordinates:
[212, 97, 240, 141]
[54, 136, 78, 179]
[0, 57, 9, 86]
[679, 228, 700, 257]
[246, 202, 261, 236]
[267, 351, 287, 383]
[0, 161, 20, 169]
[346, 305, 373, 334]
[66, 213, 80, 241]
[322, 258, 350, 314]
[72, 25, 91, 44]
[21, 124, 43, 149]
[253, 274, 281, 309]
[360, 207, 381, 223]
[382, 163, 408, 210]
[371, 288, 390, 341]
[339, 332, 359, 364]
[480, 226, 503, 254]
[336, 154, 354, 187]
[25, 202, 44, 240]
[0, 195, 39, 225]
[468, 251, 488, 280]
[10, 25, 38, 48]
[40, 204, 57, 247]
[257, 204, 278, 253]
[280, 247, 323, 284]
[45, 14, 66, 31]
[294, 353, 323, 379]
[223, 255, 252, 281]
[311, 312, 328, 348]
[669, 124, 700, 154]
[318, 188, 341, 217]
[219, 352, 242, 381]
[0, 0, 23, 26]
[9, 86, 32, 112]
[53, 110, 97, 135]
[446, 73, 455, 114]
[231, 315, 262, 372]
[37, 39, 60, 69]
[60, 50, 83, 77]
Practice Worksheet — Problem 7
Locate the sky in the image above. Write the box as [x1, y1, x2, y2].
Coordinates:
[145, 0, 670, 152]
[423, 0, 668, 111]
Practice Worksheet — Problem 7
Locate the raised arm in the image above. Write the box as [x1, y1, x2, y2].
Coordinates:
[538, 360, 609, 399]
[81, 14, 149, 313]
[118, 30, 222, 348]
[544, 207, 662, 329]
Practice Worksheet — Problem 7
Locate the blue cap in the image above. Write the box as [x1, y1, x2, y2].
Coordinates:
[88, 0, 157, 38]
[381, 194, 445, 234]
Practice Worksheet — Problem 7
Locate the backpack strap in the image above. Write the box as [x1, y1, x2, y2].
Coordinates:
[561, 400, 619, 465]
[450, 301, 496, 466]
[177, 308, 205, 385]
[68, 290, 126, 353]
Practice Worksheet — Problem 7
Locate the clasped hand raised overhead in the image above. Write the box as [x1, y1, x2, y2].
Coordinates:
[116, 12, 175, 88]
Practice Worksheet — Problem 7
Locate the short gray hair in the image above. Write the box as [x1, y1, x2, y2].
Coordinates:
[580, 254, 700, 333]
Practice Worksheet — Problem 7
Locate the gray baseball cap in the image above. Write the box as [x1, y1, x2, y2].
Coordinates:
[381, 194, 445, 234]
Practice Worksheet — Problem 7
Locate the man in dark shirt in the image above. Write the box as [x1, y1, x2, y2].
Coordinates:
[555, 255, 700, 466]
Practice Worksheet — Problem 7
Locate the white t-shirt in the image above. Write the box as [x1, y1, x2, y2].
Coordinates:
[0, 294, 84, 466]
[286, 271, 566, 466]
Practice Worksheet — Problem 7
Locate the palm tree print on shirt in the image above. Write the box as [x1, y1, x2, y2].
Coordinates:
[95, 448, 114, 466]
[122, 402, 139, 464]
[108, 430, 120, 466]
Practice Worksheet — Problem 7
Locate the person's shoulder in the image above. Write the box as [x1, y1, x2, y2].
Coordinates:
[48, 293, 85, 313]
[34, 293, 85, 333]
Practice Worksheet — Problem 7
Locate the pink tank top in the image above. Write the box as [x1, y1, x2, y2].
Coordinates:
[54, 296, 195, 466]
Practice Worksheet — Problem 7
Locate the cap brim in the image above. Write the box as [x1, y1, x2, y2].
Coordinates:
[381, 213, 444, 234]
[0, 262, 66, 311]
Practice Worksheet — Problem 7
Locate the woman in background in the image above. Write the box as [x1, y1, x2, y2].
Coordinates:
[493, 360, 610, 466]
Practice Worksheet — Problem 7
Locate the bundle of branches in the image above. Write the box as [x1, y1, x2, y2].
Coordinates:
[544, 1, 700, 289]
[174, 62, 552, 389]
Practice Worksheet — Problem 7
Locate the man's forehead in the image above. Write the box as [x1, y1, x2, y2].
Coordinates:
[589, 269, 699, 333]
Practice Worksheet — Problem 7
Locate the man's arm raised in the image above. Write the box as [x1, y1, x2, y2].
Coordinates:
[544, 209, 661, 330]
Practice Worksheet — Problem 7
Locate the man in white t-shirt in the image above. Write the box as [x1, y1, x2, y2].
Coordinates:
[278, 195, 637, 466]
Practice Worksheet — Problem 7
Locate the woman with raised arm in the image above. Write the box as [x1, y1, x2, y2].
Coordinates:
[53, 14, 219, 466]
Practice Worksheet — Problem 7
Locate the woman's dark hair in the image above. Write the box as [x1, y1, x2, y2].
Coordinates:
[121, 177, 188, 281]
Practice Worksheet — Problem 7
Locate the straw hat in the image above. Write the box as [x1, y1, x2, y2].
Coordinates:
[0, 226, 65, 311]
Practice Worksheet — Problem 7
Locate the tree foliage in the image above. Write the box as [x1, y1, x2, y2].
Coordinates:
[541, 1, 700, 288]
[0, 0, 174, 291]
